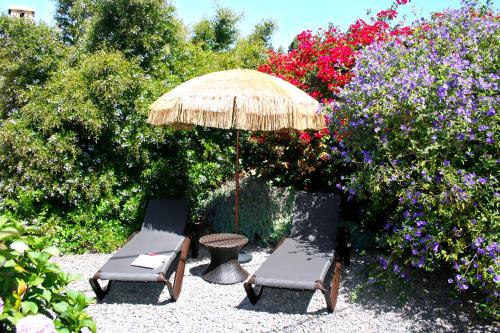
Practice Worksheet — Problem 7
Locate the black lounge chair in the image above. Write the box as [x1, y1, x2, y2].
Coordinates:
[243, 192, 350, 312]
[89, 199, 192, 302]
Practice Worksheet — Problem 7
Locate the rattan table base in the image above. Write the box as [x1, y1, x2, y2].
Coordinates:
[200, 233, 249, 284]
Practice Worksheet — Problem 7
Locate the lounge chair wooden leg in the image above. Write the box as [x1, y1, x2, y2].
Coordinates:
[243, 276, 263, 305]
[315, 259, 342, 313]
[160, 237, 192, 301]
[329, 259, 343, 312]
[172, 237, 191, 300]
[89, 277, 110, 301]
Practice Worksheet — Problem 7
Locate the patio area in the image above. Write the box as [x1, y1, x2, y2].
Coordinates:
[53, 246, 495, 333]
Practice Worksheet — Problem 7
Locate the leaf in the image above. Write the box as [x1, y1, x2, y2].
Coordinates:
[16, 279, 27, 296]
[80, 318, 97, 333]
[52, 301, 68, 313]
[43, 246, 60, 256]
[29, 276, 45, 286]
[0, 227, 20, 241]
[20, 301, 38, 314]
[41, 289, 52, 302]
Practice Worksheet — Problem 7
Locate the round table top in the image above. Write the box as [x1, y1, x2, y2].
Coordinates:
[199, 233, 248, 249]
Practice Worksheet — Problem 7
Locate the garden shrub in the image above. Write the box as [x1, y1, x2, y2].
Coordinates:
[247, 0, 413, 190]
[0, 1, 275, 253]
[202, 176, 296, 245]
[331, 2, 499, 315]
[0, 16, 65, 116]
[0, 216, 95, 332]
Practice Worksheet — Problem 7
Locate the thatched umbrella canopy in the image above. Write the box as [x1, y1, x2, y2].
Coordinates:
[148, 69, 324, 233]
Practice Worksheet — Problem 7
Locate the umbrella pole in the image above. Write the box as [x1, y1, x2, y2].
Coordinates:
[235, 129, 240, 234]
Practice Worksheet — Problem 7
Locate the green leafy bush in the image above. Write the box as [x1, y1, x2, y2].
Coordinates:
[0, 216, 95, 332]
[0, 1, 274, 253]
[202, 176, 296, 245]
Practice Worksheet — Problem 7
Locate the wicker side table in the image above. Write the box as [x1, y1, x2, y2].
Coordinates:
[199, 233, 249, 284]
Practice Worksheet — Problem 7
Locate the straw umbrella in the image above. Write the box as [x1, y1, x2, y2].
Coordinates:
[148, 69, 324, 233]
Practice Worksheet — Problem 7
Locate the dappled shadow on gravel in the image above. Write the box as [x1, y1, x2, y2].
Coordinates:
[237, 288, 323, 314]
[339, 254, 497, 332]
[98, 281, 174, 305]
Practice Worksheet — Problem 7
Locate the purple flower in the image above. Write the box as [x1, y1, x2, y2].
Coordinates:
[443, 160, 451, 167]
[432, 242, 439, 253]
[477, 177, 488, 184]
[448, 278, 453, 284]
[486, 108, 495, 116]
[494, 275, 500, 283]
[486, 132, 494, 144]
[16, 315, 56, 333]
[379, 256, 388, 270]
[437, 83, 448, 100]
[404, 234, 413, 241]
[361, 150, 373, 164]
[416, 220, 427, 227]
[478, 125, 489, 132]
[456, 133, 465, 141]
[0, 297, 3, 314]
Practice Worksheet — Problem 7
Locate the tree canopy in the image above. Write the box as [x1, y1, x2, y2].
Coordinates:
[0, 1, 276, 252]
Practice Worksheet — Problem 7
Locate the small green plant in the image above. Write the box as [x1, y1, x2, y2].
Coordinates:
[202, 176, 296, 245]
[0, 216, 95, 332]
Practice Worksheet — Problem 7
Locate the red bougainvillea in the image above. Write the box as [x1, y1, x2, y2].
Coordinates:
[258, 1, 412, 102]
[245, 1, 413, 189]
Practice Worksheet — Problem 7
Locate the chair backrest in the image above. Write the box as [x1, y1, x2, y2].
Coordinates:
[290, 192, 340, 251]
[141, 199, 189, 235]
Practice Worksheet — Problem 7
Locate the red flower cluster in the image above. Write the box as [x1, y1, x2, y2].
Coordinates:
[298, 131, 312, 144]
[396, 0, 410, 4]
[377, 9, 398, 20]
[259, 2, 412, 102]
[250, 1, 413, 184]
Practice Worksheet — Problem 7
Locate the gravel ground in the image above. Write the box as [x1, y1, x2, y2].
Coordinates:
[53, 246, 497, 333]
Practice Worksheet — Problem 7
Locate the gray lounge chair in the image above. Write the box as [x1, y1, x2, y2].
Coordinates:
[243, 192, 350, 312]
[89, 199, 191, 302]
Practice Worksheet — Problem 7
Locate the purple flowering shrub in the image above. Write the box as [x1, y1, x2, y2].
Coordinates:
[330, 2, 499, 315]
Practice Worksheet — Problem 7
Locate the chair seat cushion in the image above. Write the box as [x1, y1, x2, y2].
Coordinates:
[97, 231, 185, 281]
[253, 238, 334, 290]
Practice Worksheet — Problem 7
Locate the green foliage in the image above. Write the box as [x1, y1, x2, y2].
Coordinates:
[0, 216, 95, 332]
[203, 177, 296, 245]
[55, 0, 96, 44]
[86, 0, 183, 69]
[192, 5, 242, 51]
[0, 0, 275, 253]
[247, 19, 277, 48]
[0, 50, 189, 252]
[0, 16, 66, 116]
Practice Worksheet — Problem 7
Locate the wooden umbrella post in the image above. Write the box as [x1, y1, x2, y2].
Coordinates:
[235, 130, 240, 234]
